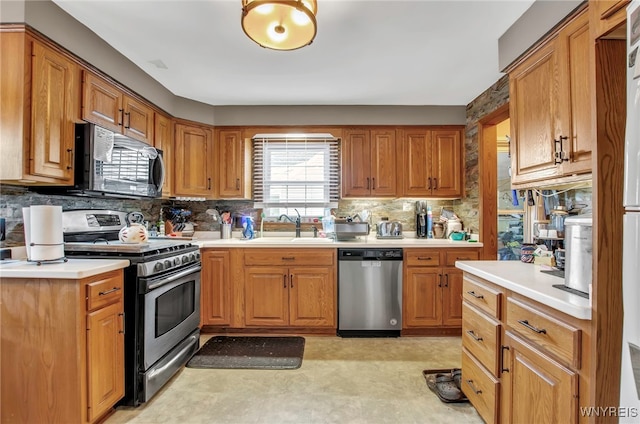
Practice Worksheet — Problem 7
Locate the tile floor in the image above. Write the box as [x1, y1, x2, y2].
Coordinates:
[107, 335, 482, 424]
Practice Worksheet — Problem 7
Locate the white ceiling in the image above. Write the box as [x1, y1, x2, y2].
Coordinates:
[52, 0, 535, 106]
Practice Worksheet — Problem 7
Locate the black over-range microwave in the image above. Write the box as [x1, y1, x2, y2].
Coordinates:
[38, 123, 165, 199]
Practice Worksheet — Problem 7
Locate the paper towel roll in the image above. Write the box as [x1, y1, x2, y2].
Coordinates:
[22, 207, 31, 260]
[23, 205, 64, 262]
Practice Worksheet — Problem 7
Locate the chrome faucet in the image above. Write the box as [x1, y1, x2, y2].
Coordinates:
[278, 209, 302, 237]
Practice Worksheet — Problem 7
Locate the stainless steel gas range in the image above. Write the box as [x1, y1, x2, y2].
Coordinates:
[63, 210, 201, 406]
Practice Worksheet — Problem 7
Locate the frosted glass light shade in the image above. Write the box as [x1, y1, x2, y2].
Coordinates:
[242, 0, 317, 50]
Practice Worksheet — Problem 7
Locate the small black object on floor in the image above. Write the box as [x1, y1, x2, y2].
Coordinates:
[186, 336, 305, 370]
[422, 368, 469, 403]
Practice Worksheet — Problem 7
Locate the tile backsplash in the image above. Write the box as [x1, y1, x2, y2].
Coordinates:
[0, 184, 479, 247]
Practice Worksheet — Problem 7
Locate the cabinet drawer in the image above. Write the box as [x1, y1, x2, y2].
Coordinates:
[462, 302, 501, 376]
[462, 276, 502, 319]
[86, 271, 123, 311]
[506, 297, 581, 369]
[244, 249, 334, 266]
[462, 347, 499, 424]
[444, 249, 479, 266]
[404, 250, 440, 267]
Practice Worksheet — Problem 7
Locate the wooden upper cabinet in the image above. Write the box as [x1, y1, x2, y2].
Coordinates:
[0, 30, 79, 185]
[216, 129, 251, 199]
[589, 0, 629, 39]
[400, 128, 463, 198]
[154, 112, 173, 198]
[431, 130, 463, 197]
[509, 7, 592, 187]
[509, 42, 561, 185]
[30, 40, 77, 182]
[342, 128, 397, 197]
[556, 10, 593, 176]
[174, 123, 214, 197]
[82, 71, 153, 143]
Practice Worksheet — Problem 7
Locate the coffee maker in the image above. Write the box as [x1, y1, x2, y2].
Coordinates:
[416, 201, 427, 238]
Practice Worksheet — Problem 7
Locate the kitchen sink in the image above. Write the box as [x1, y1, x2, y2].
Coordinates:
[244, 237, 333, 244]
[289, 238, 333, 243]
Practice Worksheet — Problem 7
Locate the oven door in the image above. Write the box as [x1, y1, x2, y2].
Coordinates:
[140, 263, 201, 370]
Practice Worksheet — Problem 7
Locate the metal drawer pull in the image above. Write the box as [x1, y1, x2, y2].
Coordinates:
[283, 274, 287, 288]
[417, 257, 432, 260]
[466, 330, 483, 342]
[501, 345, 510, 373]
[118, 312, 125, 334]
[466, 290, 484, 299]
[99, 287, 121, 296]
[282, 257, 295, 260]
[465, 379, 482, 395]
[518, 319, 547, 334]
[290, 274, 294, 288]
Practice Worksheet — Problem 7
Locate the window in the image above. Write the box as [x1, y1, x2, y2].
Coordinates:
[252, 134, 340, 218]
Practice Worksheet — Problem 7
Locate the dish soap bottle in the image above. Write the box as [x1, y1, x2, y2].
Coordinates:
[158, 208, 165, 236]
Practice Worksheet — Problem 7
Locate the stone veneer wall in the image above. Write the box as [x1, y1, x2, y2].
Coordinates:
[0, 78, 510, 247]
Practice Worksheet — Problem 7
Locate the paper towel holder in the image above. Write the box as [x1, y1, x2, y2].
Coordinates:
[27, 242, 67, 266]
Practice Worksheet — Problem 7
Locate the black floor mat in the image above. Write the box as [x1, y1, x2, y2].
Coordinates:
[186, 336, 305, 370]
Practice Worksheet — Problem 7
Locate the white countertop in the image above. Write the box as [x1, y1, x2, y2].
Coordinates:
[455, 260, 591, 321]
[0, 258, 130, 279]
[194, 234, 483, 249]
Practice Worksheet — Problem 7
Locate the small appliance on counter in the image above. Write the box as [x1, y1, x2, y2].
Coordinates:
[562, 214, 592, 296]
[416, 201, 428, 238]
[377, 220, 403, 239]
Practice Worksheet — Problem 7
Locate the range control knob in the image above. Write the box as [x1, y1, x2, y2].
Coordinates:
[173, 258, 181, 266]
[189, 253, 196, 261]
[195, 252, 201, 260]
[164, 260, 172, 269]
[154, 262, 164, 272]
[182, 255, 189, 264]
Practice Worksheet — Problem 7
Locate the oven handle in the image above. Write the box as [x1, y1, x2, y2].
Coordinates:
[146, 264, 202, 291]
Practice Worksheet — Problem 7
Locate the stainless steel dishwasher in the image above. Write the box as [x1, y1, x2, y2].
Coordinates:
[338, 248, 403, 337]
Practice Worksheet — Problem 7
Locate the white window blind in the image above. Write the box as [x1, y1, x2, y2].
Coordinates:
[252, 133, 340, 217]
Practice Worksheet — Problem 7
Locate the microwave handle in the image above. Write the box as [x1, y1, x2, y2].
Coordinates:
[153, 153, 166, 194]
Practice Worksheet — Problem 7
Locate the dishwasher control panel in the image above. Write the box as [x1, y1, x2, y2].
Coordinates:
[338, 248, 403, 261]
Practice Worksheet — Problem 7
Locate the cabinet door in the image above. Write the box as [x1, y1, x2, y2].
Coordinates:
[342, 129, 372, 197]
[86, 302, 124, 423]
[556, 10, 592, 176]
[403, 267, 442, 327]
[401, 130, 431, 196]
[509, 42, 562, 185]
[370, 130, 397, 196]
[154, 113, 173, 197]
[217, 130, 246, 198]
[122, 95, 153, 143]
[30, 41, 77, 182]
[201, 250, 232, 326]
[174, 123, 214, 197]
[504, 332, 578, 424]
[442, 267, 463, 326]
[289, 266, 335, 327]
[244, 267, 289, 326]
[431, 130, 462, 197]
[590, 0, 629, 39]
[82, 71, 123, 133]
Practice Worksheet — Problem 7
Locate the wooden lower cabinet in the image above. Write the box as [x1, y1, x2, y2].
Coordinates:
[403, 248, 479, 332]
[200, 249, 233, 326]
[460, 272, 590, 424]
[244, 265, 335, 327]
[1, 269, 125, 424]
[503, 331, 578, 424]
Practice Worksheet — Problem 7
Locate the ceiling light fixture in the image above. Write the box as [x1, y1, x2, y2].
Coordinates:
[241, 0, 317, 51]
